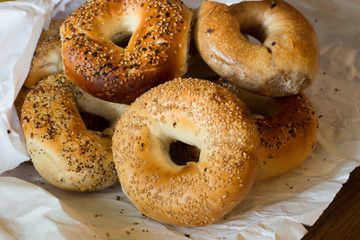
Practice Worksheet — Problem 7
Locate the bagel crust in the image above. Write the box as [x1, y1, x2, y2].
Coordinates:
[25, 18, 64, 88]
[254, 93, 318, 181]
[212, 78, 318, 181]
[60, 0, 193, 104]
[112, 78, 260, 226]
[21, 74, 127, 191]
[194, 0, 320, 97]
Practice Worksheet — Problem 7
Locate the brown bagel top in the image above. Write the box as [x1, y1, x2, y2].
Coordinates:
[194, 0, 320, 97]
[60, 0, 193, 104]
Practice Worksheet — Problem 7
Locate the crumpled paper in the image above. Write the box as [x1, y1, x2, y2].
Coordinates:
[1, 0, 359, 239]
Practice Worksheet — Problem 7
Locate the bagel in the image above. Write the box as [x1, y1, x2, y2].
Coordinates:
[60, 0, 193, 104]
[24, 18, 64, 88]
[194, 0, 320, 97]
[212, 78, 318, 181]
[21, 74, 128, 191]
[112, 78, 260, 227]
[15, 87, 30, 118]
[255, 93, 318, 181]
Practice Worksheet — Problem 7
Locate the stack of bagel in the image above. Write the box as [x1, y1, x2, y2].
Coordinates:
[18, 0, 319, 227]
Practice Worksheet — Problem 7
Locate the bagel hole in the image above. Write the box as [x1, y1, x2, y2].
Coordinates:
[240, 25, 267, 46]
[80, 112, 110, 132]
[251, 113, 266, 120]
[169, 141, 200, 166]
[111, 32, 132, 49]
[244, 34, 263, 46]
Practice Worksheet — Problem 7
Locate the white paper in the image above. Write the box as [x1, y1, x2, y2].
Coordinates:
[1, 0, 360, 239]
[0, 0, 60, 173]
[0, 176, 95, 240]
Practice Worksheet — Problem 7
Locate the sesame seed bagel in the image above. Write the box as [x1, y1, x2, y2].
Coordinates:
[25, 18, 64, 88]
[60, 0, 193, 104]
[21, 74, 128, 192]
[112, 78, 260, 227]
[212, 78, 318, 181]
[194, 0, 320, 97]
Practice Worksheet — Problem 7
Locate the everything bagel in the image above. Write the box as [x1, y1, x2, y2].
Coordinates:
[213, 78, 318, 181]
[254, 93, 318, 181]
[21, 74, 128, 191]
[60, 0, 193, 104]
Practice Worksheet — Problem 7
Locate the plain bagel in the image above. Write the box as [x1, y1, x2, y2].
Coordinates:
[112, 78, 260, 227]
[21, 74, 128, 191]
[60, 0, 193, 104]
[194, 0, 320, 97]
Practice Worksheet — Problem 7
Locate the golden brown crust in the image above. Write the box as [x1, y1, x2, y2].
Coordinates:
[112, 78, 260, 226]
[15, 87, 30, 118]
[60, 0, 193, 104]
[21, 74, 128, 192]
[24, 19, 64, 88]
[194, 0, 320, 97]
[212, 78, 318, 181]
[254, 93, 318, 181]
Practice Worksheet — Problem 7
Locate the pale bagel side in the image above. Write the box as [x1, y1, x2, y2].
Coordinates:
[24, 19, 64, 88]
